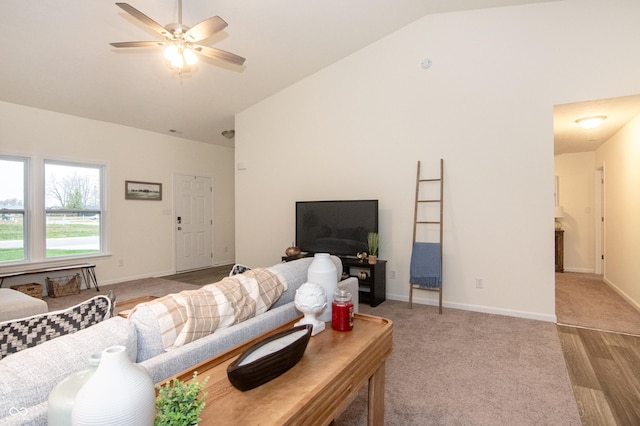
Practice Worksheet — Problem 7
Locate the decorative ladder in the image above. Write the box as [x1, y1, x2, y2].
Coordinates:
[409, 159, 444, 313]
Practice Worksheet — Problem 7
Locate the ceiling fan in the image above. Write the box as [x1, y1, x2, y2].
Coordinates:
[110, 1, 245, 72]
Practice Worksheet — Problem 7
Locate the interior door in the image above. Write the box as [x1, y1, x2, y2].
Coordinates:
[595, 167, 605, 275]
[175, 174, 212, 272]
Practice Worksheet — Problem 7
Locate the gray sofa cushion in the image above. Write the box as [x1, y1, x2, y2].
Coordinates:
[0, 316, 136, 425]
[129, 268, 289, 362]
[130, 257, 328, 362]
[140, 302, 300, 383]
[0, 295, 111, 360]
[141, 277, 359, 385]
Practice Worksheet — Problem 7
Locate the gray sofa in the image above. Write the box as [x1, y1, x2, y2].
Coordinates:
[0, 256, 358, 425]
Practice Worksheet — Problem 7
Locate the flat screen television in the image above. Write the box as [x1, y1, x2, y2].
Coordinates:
[295, 200, 378, 257]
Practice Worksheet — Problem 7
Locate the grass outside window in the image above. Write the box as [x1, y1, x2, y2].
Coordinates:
[0, 223, 100, 262]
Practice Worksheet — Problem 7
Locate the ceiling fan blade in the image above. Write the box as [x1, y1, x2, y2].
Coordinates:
[110, 41, 166, 48]
[184, 16, 228, 42]
[193, 45, 245, 66]
[115, 3, 171, 38]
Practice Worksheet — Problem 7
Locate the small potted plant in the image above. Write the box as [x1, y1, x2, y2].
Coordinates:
[367, 232, 379, 264]
[155, 372, 209, 426]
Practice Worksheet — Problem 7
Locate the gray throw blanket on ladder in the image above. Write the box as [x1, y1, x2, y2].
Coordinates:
[410, 242, 442, 288]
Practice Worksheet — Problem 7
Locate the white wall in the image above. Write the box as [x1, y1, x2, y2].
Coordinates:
[0, 101, 235, 285]
[595, 113, 640, 309]
[554, 152, 596, 273]
[236, 0, 640, 321]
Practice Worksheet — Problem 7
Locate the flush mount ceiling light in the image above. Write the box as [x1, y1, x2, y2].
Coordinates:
[575, 115, 607, 129]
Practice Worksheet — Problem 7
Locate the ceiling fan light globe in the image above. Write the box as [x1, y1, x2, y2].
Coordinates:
[184, 48, 198, 65]
[163, 44, 178, 61]
[171, 53, 184, 68]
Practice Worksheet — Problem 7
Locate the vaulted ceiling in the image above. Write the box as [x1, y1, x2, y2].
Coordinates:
[8, 0, 635, 153]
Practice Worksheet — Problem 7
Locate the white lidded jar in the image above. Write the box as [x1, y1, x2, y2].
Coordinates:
[307, 253, 338, 322]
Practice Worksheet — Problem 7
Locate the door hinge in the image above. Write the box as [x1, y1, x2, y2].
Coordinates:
[601, 254, 604, 260]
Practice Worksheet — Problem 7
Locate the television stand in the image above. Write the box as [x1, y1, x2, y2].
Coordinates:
[281, 254, 386, 307]
[341, 257, 386, 307]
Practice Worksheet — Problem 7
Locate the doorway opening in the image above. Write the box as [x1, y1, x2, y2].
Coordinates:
[594, 166, 604, 276]
[553, 94, 640, 334]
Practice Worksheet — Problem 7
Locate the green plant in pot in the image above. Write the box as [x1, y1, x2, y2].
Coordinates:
[367, 232, 379, 264]
[155, 372, 209, 426]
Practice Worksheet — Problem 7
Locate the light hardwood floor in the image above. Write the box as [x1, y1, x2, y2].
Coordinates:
[161, 265, 232, 286]
[557, 325, 640, 425]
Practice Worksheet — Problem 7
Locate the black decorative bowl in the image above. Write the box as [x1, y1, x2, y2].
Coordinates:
[227, 324, 313, 391]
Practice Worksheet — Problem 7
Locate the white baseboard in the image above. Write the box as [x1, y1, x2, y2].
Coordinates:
[386, 293, 557, 323]
[563, 267, 596, 274]
[98, 269, 176, 286]
[604, 277, 640, 312]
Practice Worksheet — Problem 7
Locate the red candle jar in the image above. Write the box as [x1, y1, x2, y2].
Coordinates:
[332, 288, 354, 331]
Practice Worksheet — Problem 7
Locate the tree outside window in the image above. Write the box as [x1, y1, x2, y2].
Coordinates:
[45, 161, 103, 258]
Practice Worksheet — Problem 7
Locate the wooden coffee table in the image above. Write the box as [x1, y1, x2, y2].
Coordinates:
[165, 313, 393, 425]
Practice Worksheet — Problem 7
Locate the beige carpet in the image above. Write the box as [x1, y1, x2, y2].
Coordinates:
[555, 272, 640, 335]
[335, 301, 581, 426]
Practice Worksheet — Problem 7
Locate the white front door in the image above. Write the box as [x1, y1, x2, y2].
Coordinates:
[175, 174, 212, 272]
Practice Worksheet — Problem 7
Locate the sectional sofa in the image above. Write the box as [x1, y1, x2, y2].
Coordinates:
[0, 256, 358, 425]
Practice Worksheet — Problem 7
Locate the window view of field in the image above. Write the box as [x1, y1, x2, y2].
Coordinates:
[0, 214, 100, 261]
[1, 159, 103, 263]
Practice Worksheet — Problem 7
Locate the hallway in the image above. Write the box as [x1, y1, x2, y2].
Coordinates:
[556, 272, 640, 336]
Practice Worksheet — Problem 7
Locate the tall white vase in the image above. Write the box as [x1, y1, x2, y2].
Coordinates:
[71, 346, 156, 426]
[48, 353, 101, 426]
[308, 253, 338, 322]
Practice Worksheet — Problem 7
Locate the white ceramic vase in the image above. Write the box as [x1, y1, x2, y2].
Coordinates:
[71, 345, 156, 426]
[48, 353, 101, 426]
[307, 253, 338, 322]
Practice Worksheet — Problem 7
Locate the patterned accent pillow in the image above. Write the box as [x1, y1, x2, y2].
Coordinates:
[229, 263, 251, 276]
[0, 295, 111, 360]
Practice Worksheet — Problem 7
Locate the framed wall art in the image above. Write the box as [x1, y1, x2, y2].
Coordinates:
[125, 180, 162, 201]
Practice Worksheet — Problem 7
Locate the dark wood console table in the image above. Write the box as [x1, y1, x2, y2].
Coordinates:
[555, 230, 564, 272]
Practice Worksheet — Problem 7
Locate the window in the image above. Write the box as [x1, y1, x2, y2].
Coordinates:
[44, 161, 103, 258]
[0, 157, 106, 265]
[0, 157, 27, 263]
